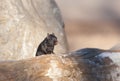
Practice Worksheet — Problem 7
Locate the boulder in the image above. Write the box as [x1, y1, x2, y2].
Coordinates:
[68, 48, 120, 81]
[0, 0, 67, 60]
[0, 55, 80, 81]
[0, 48, 120, 81]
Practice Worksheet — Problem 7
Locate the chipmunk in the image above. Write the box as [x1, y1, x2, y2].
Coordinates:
[36, 33, 58, 56]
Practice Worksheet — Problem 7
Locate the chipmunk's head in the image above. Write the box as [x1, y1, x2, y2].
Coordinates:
[46, 33, 58, 45]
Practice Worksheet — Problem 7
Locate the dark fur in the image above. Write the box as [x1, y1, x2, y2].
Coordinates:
[36, 33, 58, 56]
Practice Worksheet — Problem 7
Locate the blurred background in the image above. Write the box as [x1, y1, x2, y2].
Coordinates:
[55, 0, 120, 51]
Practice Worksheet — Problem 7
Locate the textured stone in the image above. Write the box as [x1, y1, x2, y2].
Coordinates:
[0, 48, 120, 81]
[69, 48, 120, 81]
[0, 0, 67, 60]
[0, 55, 81, 81]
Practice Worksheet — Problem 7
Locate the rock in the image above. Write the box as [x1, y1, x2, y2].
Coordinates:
[0, 55, 81, 81]
[70, 48, 120, 81]
[110, 44, 120, 50]
[70, 48, 104, 59]
[0, 0, 67, 60]
[0, 48, 120, 81]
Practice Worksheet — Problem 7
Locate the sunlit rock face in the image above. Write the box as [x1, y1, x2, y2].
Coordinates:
[69, 48, 120, 81]
[0, 55, 82, 81]
[0, 49, 120, 81]
[0, 0, 67, 60]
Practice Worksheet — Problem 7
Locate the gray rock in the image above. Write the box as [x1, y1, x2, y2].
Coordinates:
[0, 0, 67, 60]
[0, 50, 120, 81]
[71, 48, 120, 81]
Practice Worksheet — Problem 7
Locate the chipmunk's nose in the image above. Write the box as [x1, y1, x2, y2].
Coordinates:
[54, 40, 58, 45]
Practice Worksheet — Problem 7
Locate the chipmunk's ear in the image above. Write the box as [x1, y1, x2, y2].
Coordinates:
[47, 33, 50, 36]
[52, 33, 55, 35]
[47, 33, 50, 38]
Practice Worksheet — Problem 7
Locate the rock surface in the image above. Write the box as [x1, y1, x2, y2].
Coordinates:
[68, 48, 120, 81]
[0, 48, 120, 81]
[0, 0, 67, 60]
[0, 55, 81, 81]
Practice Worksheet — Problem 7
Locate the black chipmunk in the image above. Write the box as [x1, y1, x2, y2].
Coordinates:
[36, 33, 58, 56]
